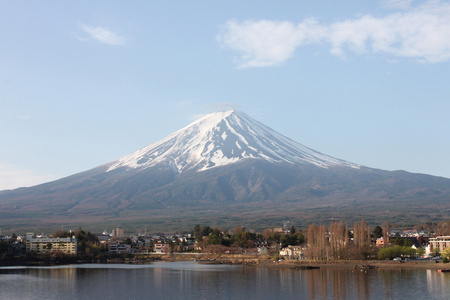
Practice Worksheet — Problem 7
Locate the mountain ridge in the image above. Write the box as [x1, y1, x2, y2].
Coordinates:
[0, 110, 449, 231]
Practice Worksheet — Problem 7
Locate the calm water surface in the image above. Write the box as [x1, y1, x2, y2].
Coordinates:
[0, 262, 449, 299]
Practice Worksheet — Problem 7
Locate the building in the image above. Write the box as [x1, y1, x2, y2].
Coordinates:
[154, 241, 170, 253]
[97, 234, 110, 244]
[25, 233, 77, 254]
[108, 243, 131, 254]
[376, 238, 385, 248]
[279, 245, 304, 260]
[428, 236, 450, 253]
[257, 246, 268, 255]
[112, 226, 125, 238]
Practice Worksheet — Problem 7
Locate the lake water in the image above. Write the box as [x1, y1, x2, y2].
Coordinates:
[0, 262, 449, 299]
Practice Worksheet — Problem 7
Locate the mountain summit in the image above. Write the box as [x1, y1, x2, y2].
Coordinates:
[108, 110, 359, 173]
[1, 110, 449, 231]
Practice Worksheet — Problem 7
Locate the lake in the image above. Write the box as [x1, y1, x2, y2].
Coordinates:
[0, 262, 449, 299]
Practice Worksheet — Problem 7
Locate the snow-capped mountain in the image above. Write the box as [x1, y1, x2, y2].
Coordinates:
[107, 110, 359, 173]
[1, 110, 450, 231]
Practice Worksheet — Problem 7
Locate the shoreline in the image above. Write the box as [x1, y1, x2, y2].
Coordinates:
[255, 260, 450, 270]
[192, 255, 450, 270]
[1, 253, 449, 271]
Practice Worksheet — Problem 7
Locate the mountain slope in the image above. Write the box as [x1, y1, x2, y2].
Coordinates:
[107, 110, 359, 173]
[0, 110, 449, 231]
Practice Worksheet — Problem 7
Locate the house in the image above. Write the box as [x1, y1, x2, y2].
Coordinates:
[279, 245, 304, 260]
[272, 227, 284, 234]
[257, 246, 268, 255]
[154, 241, 170, 253]
[376, 238, 385, 248]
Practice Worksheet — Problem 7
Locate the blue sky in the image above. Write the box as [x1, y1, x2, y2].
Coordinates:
[1, 0, 450, 189]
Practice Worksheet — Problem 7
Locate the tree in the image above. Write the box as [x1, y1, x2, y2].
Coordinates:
[0, 241, 9, 255]
[378, 245, 402, 260]
[206, 229, 229, 246]
[290, 225, 296, 235]
[280, 235, 293, 248]
[280, 229, 305, 248]
[201, 226, 213, 238]
[416, 247, 425, 257]
[193, 224, 202, 241]
[391, 237, 412, 247]
[233, 226, 245, 236]
[73, 228, 100, 255]
[431, 248, 441, 257]
[436, 221, 450, 236]
[328, 221, 347, 259]
[192, 224, 213, 242]
[442, 247, 450, 259]
[354, 219, 371, 250]
[306, 224, 328, 260]
[382, 222, 390, 246]
[231, 227, 256, 248]
[10, 233, 17, 242]
[294, 231, 305, 245]
[261, 228, 284, 245]
[372, 226, 383, 239]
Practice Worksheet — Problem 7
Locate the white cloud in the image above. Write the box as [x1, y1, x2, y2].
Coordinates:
[218, 0, 450, 67]
[217, 19, 323, 68]
[80, 25, 126, 46]
[0, 165, 55, 190]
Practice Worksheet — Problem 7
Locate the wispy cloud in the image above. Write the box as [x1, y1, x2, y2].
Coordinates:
[0, 165, 55, 190]
[80, 25, 126, 46]
[218, 19, 322, 68]
[218, 0, 450, 67]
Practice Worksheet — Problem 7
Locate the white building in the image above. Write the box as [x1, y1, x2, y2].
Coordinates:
[279, 245, 304, 260]
[26, 233, 77, 254]
[427, 236, 450, 254]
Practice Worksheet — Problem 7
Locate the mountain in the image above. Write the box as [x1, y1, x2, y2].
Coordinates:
[1, 110, 449, 232]
[107, 110, 359, 173]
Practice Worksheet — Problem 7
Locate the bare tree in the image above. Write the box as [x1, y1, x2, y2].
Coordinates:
[382, 222, 390, 247]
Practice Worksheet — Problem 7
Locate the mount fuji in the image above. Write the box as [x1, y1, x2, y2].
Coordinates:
[107, 110, 358, 173]
[1, 110, 449, 231]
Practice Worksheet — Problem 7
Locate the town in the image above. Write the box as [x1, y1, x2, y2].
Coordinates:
[1, 220, 450, 265]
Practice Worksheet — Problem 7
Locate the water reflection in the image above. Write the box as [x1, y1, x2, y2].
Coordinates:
[427, 269, 450, 298]
[0, 262, 449, 299]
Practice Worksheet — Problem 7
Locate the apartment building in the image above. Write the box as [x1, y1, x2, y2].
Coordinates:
[25, 233, 77, 254]
[428, 236, 450, 253]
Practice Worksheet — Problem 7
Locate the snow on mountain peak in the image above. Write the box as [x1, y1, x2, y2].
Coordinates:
[107, 110, 359, 173]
